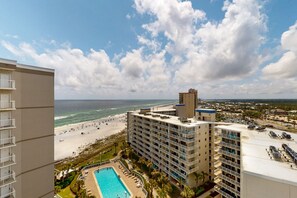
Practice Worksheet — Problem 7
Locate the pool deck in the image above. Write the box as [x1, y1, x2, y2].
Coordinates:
[82, 161, 146, 198]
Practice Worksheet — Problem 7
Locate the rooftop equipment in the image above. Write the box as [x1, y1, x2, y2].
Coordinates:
[269, 131, 277, 138]
[247, 125, 255, 130]
[282, 132, 291, 140]
[269, 145, 281, 160]
[282, 144, 297, 165]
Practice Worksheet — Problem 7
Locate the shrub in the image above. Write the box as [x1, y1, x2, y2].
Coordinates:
[55, 171, 76, 189]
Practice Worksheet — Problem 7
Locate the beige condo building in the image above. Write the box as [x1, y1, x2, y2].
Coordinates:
[0, 58, 54, 198]
[127, 89, 217, 187]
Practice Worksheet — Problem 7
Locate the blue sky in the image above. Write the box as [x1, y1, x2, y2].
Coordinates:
[0, 0, 297, 99]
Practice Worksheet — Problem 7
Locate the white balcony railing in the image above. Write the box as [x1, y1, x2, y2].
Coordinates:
[0, 188, 15, 198]
[0, 80, 15, 90]
[0, 137, 16, 149]
[0, 171, 16, 187]
[0, 119, 15, 129]
[0, 101, 15, 110]
[0, 154, 15, 167]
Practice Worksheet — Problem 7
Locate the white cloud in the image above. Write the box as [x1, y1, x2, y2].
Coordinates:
[2, 0, 296, 98]
[120, 48, 146, 79]
[135, 0, 205, 55]
[134, 0, 266, 84]
[137, 35, 160, 51]
[1, 40, 173, 98]
[263, 21, 297, 79]
[1, 41, 122, 90]
[175, 0, 266, 83]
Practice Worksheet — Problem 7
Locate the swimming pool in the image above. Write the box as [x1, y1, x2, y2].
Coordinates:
[94, 167, 131, 198]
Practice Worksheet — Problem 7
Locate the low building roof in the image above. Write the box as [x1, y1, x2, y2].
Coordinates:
[131, 110, 211, 127]
[216, 124, 297, 186]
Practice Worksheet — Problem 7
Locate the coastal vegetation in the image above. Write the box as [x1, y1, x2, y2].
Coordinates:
[120, 146, 214, 198]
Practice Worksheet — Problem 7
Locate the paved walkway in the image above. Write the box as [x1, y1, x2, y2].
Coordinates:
[82, 161, 146, 198]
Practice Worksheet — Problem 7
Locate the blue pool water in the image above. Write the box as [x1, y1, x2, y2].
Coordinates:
[94, 167, 131, 198]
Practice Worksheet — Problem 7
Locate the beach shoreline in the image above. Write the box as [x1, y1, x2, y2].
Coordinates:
[54, 113, 126, 161]
[54, 103, 174, 161]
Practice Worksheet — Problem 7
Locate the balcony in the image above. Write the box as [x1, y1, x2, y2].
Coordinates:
[187, 159, 198, 166]
[221, 174, 240, 186]
[216, 181, 240, 197]
[0, 80, 15, 90]
[214, 186, 235, 198]
[0, 137, 16, 149]
[221, 133, 240, 141]
[214, 161, 221, 168]
[0, 188, 15, 198]
[0, 119, 15, 130]
[0, 172, 16, 187]
[0, 101, 15, 111]
[220, 150, 240, 159]
[179, 143, 195, 151]
[220, 157, 240, 168]
[214, 169, 222, 176]
[220, 141, 240, 150]
[0, 154, 16, 168]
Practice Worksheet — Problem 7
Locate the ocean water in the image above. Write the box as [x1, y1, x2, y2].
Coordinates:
[54, 100, 176, 127]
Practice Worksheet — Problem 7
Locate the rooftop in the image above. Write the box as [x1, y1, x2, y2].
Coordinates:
[0, 58, 54, 73]
[216, 124, 297, 186]
[131, 109, 211, 127]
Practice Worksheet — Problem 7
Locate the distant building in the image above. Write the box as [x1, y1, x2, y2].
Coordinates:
[0, 58, 54, 197]
[271, 109, 288, 115]
[177, 88, 198, 118]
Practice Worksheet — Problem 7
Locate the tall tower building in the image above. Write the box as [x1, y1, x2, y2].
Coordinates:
[0, 58, 54, 198]
[178, 88, 198, 118]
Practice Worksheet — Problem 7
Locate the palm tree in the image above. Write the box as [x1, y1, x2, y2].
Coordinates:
[157, 187, 167, 198]
[193, 172, 201, 186]
[138, 157, 146, 165]
[126, 147, 132, 159]
[163, 183, 172, 194]
[151, 169, 161, 179]
[178, 177, 185, 189]
[201, 171, 208, 184]
[146, 160, 153, 170]
[76, 179, 84, 194]
[121, 141, 127, 150]
[114, 142, 118, 155]
[180, 185, 195, 198]
[157, 173, 168, 185]
[145, 179, 157, 198]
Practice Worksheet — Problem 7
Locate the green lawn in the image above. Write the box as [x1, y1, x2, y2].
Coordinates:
[58, 186, 75, 198]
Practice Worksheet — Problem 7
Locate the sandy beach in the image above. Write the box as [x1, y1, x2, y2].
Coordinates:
[54, 104, 174, 161]
[54, 114, 126, 160]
